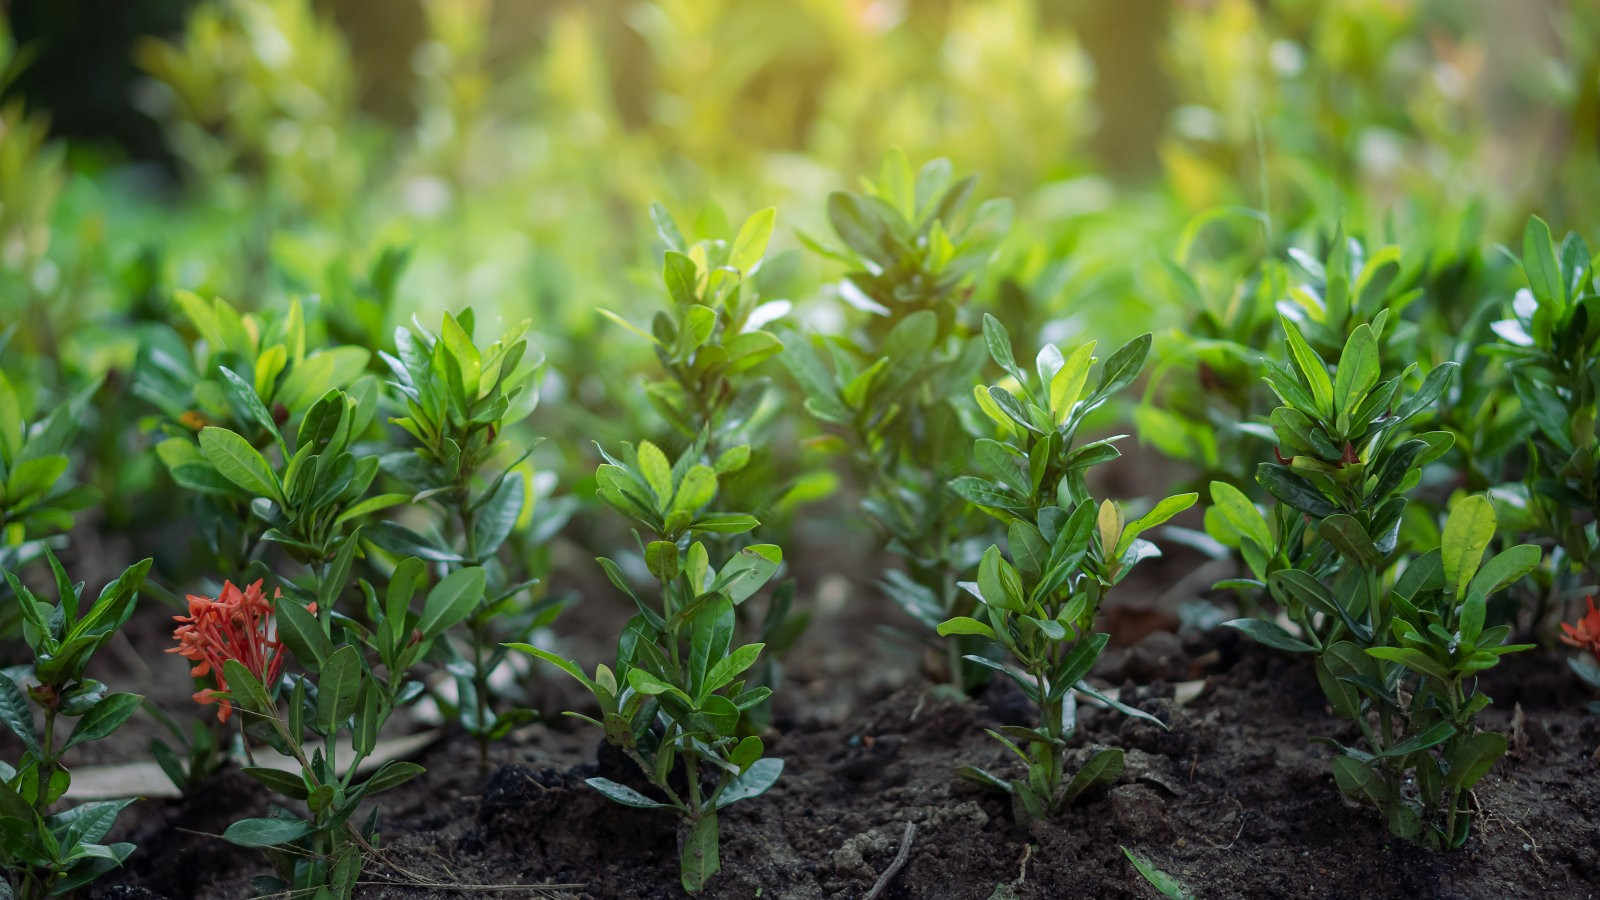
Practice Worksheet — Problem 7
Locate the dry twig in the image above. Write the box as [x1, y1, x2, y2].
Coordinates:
[862, 821, 916, 900]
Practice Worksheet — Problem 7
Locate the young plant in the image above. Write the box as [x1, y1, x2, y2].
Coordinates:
[938, 315, 1192, 820]
[1488, 216, 1599, 580]
[511, 440, 784, 894]
[173, 564, 484, 898]
[1212, 314, 1457, 641]
[1250, 496, 1539, 847]
[786, 153, 1011, 688]
[1, 553, 152, 899]
[379, 308, 570, 765]
[602, 203, 811, 728]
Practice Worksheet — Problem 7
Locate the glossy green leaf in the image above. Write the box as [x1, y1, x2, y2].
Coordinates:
[197, 427, 281, 501]
[1442, 494, 1496, 599]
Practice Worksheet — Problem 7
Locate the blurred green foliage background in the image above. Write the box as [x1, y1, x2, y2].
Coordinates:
[1, 0, 1596, 581]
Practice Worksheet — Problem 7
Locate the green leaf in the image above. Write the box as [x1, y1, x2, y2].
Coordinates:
[274, 597, 331, 675]
[627, 667, 686, 700]
[504, 643, 593, 689]
[1464, 544, 1541, 608]
[0, 674, 39, 754]
[217, 365, 281, 444]
[716, 757, 782, 808]
[222, 817, 311, 848]
[1522, 215, 1564, 308]
[315, 645, 363, 736]
[0, 370, 24, 464]
[333, 492, 409, 528]
[1445, 731, 1507, 790]
[440, 313, 482, 397]
[353, 685, 384, 755]
[243, 767, 310, 800]
[1061, 747, 1123, 803]
[1279, 316, 1333, 417]
[221, 659, 275, 716]
[358, 760, 424, 796]
[1208, 480, 1272, 552]
[1121, 846, 1193, 900]
[586, 777, 671, 809]
[472, 475, 524, 557]
[936, 616, 996, 640]
[1332, 324, 1379, 424]
[1374, 721, 1456, 759]
[1223, 618, 1316, 654]
[417, 566, 486, 638]
[636, 441, 673, 508]
[1256, 464, 1336, 518]
[1366, 646, 1450, 680]
[651, 203, 687, 252]
[197, 427, 281, 501]
[1050, 340, 1096, 424]
[703, 643, 764, 696]
[276, 347, 371, 412]
[982, 314, 1022, 381]
[1095, 333, 1152, 399]
[63, 693, 142, 750]
[729, 207, 777, 273]
[5, 455, 68, 504]
[977, 545, 1025, 611]
[1318, 514, 1382, 568]
[1114, 492, 1196, 557]
[681, 811, 720, 894]
[671, 465, 718, 518]
[689, 513, 760, 534]
[711, 544, 782, 605]
[1331, 756, 1391, 809]
[1442, 494, 1496, 599]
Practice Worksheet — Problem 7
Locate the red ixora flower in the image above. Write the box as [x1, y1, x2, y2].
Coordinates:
[168, 580, 305, 723]
[1560, 596, 1600, 662]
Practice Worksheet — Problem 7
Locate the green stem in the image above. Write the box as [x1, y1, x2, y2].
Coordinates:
[33, 707, 57, 812]
[1036, 664, 1064, 804]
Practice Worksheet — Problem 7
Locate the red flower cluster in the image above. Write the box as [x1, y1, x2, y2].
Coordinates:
[1560, 596, 1600, 663]
[168, 580, 302, 723]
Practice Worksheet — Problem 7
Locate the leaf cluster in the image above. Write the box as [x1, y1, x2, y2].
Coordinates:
[220, 562, 486, 899]
[1, 554, 151, 898]
[937, 315, 1189, 819]
[515, 438, 783, 894]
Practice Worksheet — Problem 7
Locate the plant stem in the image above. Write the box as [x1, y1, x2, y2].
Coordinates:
[33, 707, 57, 812]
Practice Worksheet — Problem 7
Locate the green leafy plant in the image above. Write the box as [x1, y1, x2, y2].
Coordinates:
[1488, 216, 1599, 580]
[512, 439, 784, 894]
[1221, 315, 1539, 847]
[602, 203, 813, 729]
[379, 308, 570, 765]
[174, 565, 483, 898]
[938, 315, 1191, 820]
[1209, 313, 1457, 638]
[1, 553, 152, 898]
[1244, 496, 1537, 847]
[785, 153, 1011, 689]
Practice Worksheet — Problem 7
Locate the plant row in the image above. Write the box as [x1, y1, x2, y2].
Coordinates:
[2, 156, 1598, 897]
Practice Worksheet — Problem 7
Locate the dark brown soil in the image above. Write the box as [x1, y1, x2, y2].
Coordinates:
[89, 625, 1600, 899]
